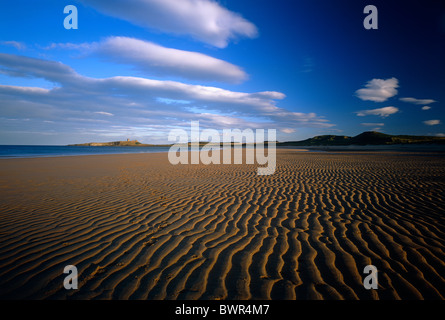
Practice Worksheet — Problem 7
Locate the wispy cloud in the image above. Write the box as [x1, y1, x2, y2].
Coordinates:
[400, 97, 437, 105]
[301, 57, 314, 73]
[1, 41, 26, 50]
[422, 106, 431, 110]
[423, 119, 441, 126]
[50, 36, 248, 83]
[95, 111, 114, 116]
[156, 97, 191, 105]
[0, 84, 50, 95]
[78, 0, 258, 48]
[356, 106, 399, 118]
[360, 123, 384, 131]
[355, 77, 399, 102]
[42, 42, 94, 51]
[361, 123, 385, 126]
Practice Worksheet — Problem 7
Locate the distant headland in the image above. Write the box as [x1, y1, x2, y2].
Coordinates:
[279, 131, 445, 146]
[68, 139, 171, 147]
[68, 132, 445, 147]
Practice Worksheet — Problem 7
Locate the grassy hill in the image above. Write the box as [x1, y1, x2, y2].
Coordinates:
[278, 131, 445, 146]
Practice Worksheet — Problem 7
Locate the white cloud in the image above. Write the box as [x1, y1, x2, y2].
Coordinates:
[94, 36, 247, 83]
[250, 91, 286, 100]
[198, 113, 261, 128]
[99, 76, 286, 112]
[356, 106, 399, 118]
[78, 0, 258, 48]
[0, 53, 333, 142]
[421, 106, 431, 110]
[400, 97, 437, 105]
[423, 119, 441, 126]
[95, 111, 114, 116]
[355, 77, 399, 102]
[43, 42, 94, 51]
[0, 85, 50, 95]
[436, 133, 445, 137]
[0, 52, 80, 84]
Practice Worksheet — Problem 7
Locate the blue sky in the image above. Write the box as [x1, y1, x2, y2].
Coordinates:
[0, 0, 444, 145]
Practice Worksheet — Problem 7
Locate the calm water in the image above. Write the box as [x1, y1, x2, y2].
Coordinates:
[0, 145, 172, 159]
[1, 145, 442, 159]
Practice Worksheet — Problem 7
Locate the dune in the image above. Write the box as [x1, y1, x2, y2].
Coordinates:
[0, 150, 444, 300]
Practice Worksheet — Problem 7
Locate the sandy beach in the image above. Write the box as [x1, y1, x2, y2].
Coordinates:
[0, 149, 444, 300]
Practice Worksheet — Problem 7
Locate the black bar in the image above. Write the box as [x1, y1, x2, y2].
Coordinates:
[0, 300, 442, 319]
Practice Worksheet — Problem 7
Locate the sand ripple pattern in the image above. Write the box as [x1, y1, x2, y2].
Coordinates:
[0, 151, 444, 299]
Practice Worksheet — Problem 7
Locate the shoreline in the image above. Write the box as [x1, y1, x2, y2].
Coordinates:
[1, 144, 445, 160]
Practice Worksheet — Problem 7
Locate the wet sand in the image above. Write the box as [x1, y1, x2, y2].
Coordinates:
[0, 150, 444, 300]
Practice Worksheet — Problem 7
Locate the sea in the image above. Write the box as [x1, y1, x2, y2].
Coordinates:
[1, 144, 443, 159]
[0, 145, 172, 159]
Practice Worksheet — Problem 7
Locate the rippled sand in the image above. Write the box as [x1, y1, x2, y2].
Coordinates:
[0, 150, 444, 300]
